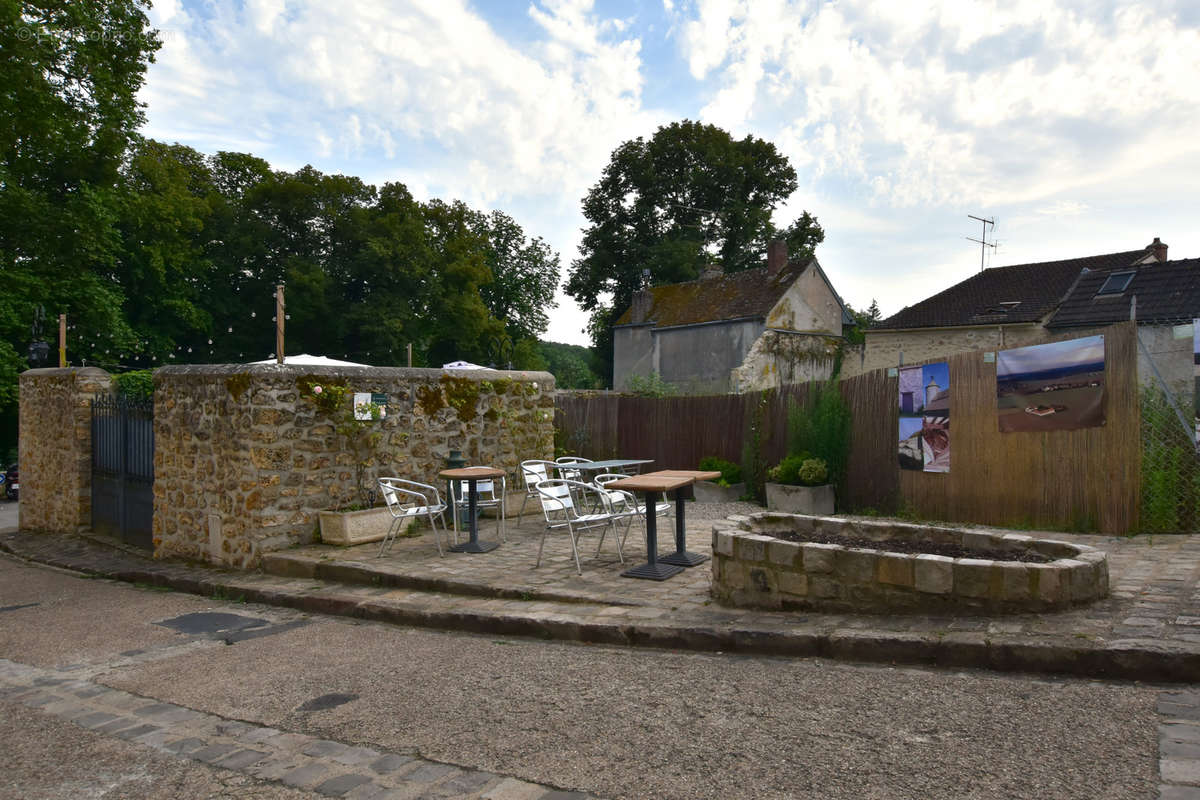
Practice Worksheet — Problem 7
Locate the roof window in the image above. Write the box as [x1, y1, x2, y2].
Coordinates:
[1096, 271, 1135, 296]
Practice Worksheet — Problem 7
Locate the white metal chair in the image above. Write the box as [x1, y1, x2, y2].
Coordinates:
[517, 459, 559, 523]
[377, 477, 449, 557]
[554, 455, 593, 482]
[449, 466, 506, 543]
[535, 478, 624, 574]
[593, 472, 671, 550]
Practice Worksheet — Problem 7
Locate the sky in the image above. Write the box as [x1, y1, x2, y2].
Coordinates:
[139, 0, 1200, 347]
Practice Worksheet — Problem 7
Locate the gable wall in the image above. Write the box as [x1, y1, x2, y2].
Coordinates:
[656, 319, 765, 394]
[767, 267, 844, 335]
[613, 325, 654, 392]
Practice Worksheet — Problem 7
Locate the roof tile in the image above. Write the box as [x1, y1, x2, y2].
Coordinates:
[614, 261, 810, 328]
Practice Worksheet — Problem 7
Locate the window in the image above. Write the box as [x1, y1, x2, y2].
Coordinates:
[1096, 271, 1135, 295]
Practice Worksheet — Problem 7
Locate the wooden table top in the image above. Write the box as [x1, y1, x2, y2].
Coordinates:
[605, 469, 719, 493]
[438, 466, 505, 480]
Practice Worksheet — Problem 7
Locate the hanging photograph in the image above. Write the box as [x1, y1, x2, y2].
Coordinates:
[899, 361, 950, 471]
[1193, 319, 1199, 442]
[997, 335, 1105, 433]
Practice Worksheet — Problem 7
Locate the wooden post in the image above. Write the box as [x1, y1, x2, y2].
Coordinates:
[58, 314, 66, 367]
[275, 285, 285, 365]
[407, 343, 412, 368]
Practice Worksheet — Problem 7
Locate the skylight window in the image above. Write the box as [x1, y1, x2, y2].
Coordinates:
[1096, 271, 1135, 296]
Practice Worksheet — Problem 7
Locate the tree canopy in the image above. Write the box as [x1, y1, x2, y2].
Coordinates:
[564, 120, 824, 383]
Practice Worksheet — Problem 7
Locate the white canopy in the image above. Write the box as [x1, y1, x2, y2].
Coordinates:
[441, 361, 486, 370]
[250, 354, 370, 367]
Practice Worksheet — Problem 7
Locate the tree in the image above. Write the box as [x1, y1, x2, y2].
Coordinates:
[0, 0, 160, 444]
[843, 299, 882, 346]
[473, 210, 559, 343]
[564, 120, 822, 384]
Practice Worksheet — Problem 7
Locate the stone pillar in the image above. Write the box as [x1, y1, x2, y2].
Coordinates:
[17, 367, 112, 533]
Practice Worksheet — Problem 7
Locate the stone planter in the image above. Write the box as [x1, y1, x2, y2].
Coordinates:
[694, 480, 745, 503]
[765, 483, 834, 515]
[318, 507, 393, 546]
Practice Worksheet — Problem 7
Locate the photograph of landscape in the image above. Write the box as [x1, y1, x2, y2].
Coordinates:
[997, 335, 1106, 433]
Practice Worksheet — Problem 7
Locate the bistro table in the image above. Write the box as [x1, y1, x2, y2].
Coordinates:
[563, 458, 654, 476]
[650, 470, 720, 567]
[438, 466, 505, 553]
[606, 469, 719, 580]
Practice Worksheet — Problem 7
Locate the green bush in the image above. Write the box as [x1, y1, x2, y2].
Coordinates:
[787, 380, 850, 491]
[768, 454, 827, 486]
[698, 456, 742, 486]
[1139, 385, 1199, 533]
[627, 372, 674, 397]
[113, 370, 154, 400]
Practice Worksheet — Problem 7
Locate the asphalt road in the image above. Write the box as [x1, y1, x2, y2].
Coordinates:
[0, 547, 1160, 799]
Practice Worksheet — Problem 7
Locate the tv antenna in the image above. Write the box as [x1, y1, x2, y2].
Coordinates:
[966, 215, 997, 272]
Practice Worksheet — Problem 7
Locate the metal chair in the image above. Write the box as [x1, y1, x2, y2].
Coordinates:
[449, 466, 506, 543]
[377, 477, 449, 557]
[554, 455, 593, 482]
[517, 459, 559, 523]
[535, 478, 625, 574]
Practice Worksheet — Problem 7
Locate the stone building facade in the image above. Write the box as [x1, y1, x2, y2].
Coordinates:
[19, 364, 553, 568]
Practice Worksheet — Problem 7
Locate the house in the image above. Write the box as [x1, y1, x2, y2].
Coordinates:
[857, 237, 1200, 401]
[611, 241, 851, 394]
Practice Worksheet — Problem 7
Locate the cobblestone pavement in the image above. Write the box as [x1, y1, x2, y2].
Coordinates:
[0, 658, 591, 800]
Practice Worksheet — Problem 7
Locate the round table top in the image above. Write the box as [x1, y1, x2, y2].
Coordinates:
[438, 466, 506, 480]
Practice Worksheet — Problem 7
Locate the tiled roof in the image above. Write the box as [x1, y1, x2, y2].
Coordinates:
[1046, 258, 1200, 328]
[873, 249, 1150, 331]
[613, 261, 810, 328]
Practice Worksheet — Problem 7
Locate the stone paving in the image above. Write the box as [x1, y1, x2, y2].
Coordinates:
[0, 658, 594, 799]
[4, 506, 1200, 683]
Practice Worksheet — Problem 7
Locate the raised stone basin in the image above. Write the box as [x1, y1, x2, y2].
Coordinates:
[711, 512, 1108, 614]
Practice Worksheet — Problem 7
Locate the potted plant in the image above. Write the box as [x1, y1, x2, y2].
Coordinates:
[694, 456, 745, 503]
[301, 379, 392, 546]
[764, 454, 834, 515]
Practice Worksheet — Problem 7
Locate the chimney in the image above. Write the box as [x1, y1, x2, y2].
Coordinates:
[767, 239, 788, 277]
[700, 263, 723, 280]
[630, 289, 652, 324]
[1147, 237, 1168, 262]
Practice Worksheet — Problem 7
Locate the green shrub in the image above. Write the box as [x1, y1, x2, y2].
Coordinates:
[1139, 385, 1199, 533]
[768, 455, 827, 486]
[113, 370, 154, 400]
[698, 456, 742, 486]
[627, 372, 674, 398]
[787, 380, 850, 491]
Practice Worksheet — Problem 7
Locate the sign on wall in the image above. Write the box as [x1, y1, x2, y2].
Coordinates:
[996, 335, 1105, 433]
[898, 361, 950, 472]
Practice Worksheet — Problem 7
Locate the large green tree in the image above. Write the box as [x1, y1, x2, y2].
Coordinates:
[564, 120, 823, 384]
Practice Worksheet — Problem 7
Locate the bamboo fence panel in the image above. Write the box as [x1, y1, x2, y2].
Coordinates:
[838, 369, 899, 513]
[897, 321, 1139, 533]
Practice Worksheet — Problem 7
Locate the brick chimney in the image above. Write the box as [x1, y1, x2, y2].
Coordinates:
[1147, 237, 1168, 262]
[767, 239, 788, 277]
[630, 289, 652, 324]
[700, 263, 723, 280]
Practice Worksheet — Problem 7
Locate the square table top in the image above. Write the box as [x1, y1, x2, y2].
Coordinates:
[565, 458, 654, 472]
[652, 470, 722, 481]
[605, 469, 719, 493]
[438, 466, 505, 480]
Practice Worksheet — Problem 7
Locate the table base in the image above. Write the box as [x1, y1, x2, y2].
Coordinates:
[621, 562, 683, 581]
[449, 540, 500, 553]
[659, 551, 709, 567]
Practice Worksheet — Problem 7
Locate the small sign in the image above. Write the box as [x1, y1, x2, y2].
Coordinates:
[983, 352, 995, 363]
[353, 392, 386, 420]
[1173, 323, 1192, 340]
[887, 367, 898, 377]
[371, 392, 388, 405]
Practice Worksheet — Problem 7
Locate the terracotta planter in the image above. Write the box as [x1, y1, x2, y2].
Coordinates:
[764, 483, 834, 515]
[693, 480, 745, 503]
[318, 506, 393, 546]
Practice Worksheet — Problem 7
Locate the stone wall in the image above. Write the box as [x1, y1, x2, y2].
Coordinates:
[18, 367, 113, 534]
[154, 365, 554, 567]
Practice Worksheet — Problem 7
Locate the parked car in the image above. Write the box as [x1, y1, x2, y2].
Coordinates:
[4, 463, 16, 502]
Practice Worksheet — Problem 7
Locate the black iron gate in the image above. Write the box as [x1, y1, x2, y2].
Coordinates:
[91, 396, 154, 549]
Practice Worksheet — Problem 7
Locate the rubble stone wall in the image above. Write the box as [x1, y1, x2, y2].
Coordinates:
[154, 365, 554, 567]
[18, 368, 113, 534]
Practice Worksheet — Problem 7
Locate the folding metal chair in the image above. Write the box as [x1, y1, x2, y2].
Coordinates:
[535, 478, 624, 575]
[377, 477, 449, 557]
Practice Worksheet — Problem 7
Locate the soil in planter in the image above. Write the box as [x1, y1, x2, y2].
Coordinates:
[768, 530, 1052, 563]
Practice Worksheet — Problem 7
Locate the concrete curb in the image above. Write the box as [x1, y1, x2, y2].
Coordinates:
[3, 530, 1199, 683]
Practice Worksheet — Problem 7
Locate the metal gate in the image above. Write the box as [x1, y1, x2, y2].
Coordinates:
[91, 396, 154, 549]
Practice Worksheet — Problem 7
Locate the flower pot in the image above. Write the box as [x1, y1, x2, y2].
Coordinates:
[318, 506, 393, 546]
[693, 480, 745, 503]
[764, 483, 834, 515]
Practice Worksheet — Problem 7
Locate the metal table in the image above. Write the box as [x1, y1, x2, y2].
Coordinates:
[649, 470, 720, 567]
[605, 470, 715, 580]
[438, 466, 505, 553]
[562, 458, 654, 475]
